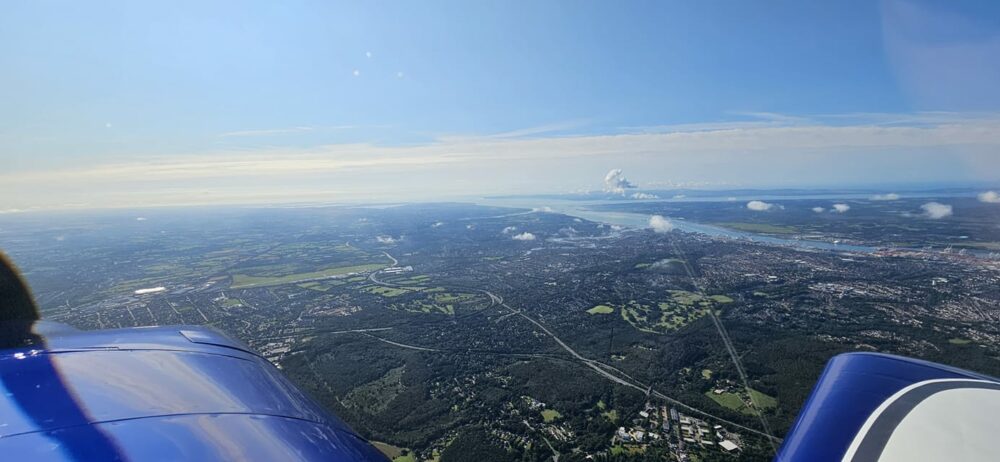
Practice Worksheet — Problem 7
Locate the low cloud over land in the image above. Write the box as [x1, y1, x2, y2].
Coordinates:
[512, 232, 536, 241]
[921, 202, 953, 219]
[747, 200, 776, 211]
[648, 215, 674, 233]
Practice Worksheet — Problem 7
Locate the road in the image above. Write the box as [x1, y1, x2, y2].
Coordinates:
[364, 252, 782, 444]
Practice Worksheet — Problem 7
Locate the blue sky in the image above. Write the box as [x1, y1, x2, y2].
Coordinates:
[3, 0, 1000, 209]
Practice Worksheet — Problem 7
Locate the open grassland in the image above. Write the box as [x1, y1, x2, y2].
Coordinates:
[705, 388, 777, 415]
[363, 285, 411, 297]
[541, 409, 562, 423]
[618, 290, 734, 333]
[343, 366, 406, 416]
[231, 263, 387, 288]
[587, 304, 615, 314]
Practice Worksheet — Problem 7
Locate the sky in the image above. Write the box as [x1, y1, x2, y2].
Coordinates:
[3, 0, 1000, 210]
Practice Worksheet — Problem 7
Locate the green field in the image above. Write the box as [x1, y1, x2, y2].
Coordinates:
[231, 263, 386, 288]
[395, 300, 455, 315]
[705, 388, 777, 415]
[714, 222, 798, 234]
[372, 442, 405, 459]
[541, 409, 562, 423]
[433, 292, 475, 303]
[610, 445, 644, 456]
[363, 286, 411, 297]
[617, 290, 734, 333]
[344, 366, 406, 415]
[587, 304, 614, 314]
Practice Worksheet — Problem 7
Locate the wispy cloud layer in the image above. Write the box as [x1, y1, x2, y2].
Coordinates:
[5, 112, 1000, 209]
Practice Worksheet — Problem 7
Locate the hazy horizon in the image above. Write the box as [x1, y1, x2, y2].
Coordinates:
[5, 1, 1000, 210]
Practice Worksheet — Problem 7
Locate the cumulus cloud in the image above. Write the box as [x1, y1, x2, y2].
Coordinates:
[512, 232, 536, 241]
[978, 191, 1000, 203]
[871, 193, 900, 201]
[136, 217, 147, 221]
[604, 169, 637, 195]
[832, 203, 851, 213]
[502, 226, 517, 234]
[812, 207, 825, 213]
[631, 192, 659, 199]
[672, 194, 686, 199]
[921, 202, 953, 219]
[531, 207, 554, 213]
[431, 221, 444, 228]
[376, 235, 397, 244]
[747, 200, 775, 211]
[648, 215, 674, 233]
[466, 224, 475, 230]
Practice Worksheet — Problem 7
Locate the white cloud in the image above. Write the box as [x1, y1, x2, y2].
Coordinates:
[431, 221, 444, 228]
[978, 190, 1000, 203]
[832, 203, 850, 213]
[871, 193, 900, 201]
[512, 232, 536, 241]
[502, 226, 517, 234]
[747, 200, 775, 211]
[604, 169, 637, 195]
[648, 215, 674, 233]
[397, 71, 404, 78]
[136, 217, 147, 221]
[921, 202, 953, 219]
[352, 69, 360, 77]
[631, 192, 659, 199]
[812, 206, 825, 213]
[376, 235, 397, 244]
[466, 224, 475, 230]
[365, 51, 372, 58]
[532, 207, 554, 213]
[672, 194, 686, 199]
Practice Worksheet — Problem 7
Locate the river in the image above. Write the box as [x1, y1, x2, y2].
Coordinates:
[478, 198, 879, 253]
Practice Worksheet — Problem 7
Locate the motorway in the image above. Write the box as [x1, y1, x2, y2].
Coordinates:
[363, 253, 782, 444]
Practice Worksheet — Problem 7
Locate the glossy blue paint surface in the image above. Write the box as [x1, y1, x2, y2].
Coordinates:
[775, 352, 1000, 462]
[0, 325, 387, 461]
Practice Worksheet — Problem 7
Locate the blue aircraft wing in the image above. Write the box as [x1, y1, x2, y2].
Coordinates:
[775, 352, 1000, 462]
[0, 324, 388, 461]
